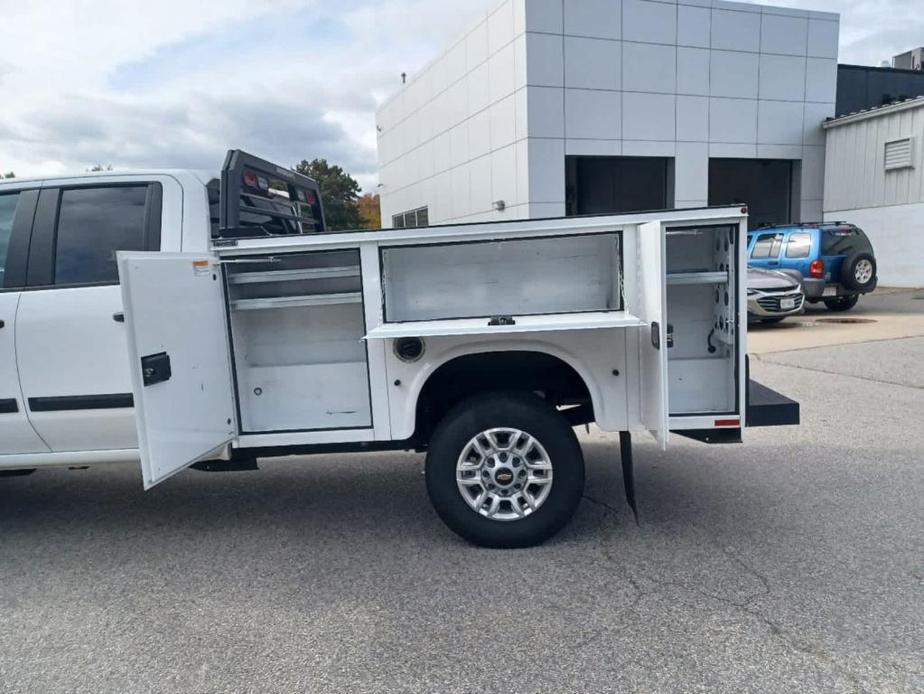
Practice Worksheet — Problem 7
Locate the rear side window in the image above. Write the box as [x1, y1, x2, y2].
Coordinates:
[785, 232, 812, 258]
[751, 232, 783, 259]
[822, 227, 867, 255]
[54, 186, 148, 285]
[0, 192, 19, 287]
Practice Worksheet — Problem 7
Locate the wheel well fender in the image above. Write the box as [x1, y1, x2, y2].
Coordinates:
[406, 342, 601, 442]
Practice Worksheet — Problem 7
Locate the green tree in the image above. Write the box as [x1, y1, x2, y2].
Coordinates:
[294, 158, 362, 231]
[357, 193, 381, 229]
[88, 163, 113, 172]
[2, 172, 14, 179]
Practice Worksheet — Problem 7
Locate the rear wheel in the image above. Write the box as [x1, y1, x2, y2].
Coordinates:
[760, 316, 785, 324]
[823, 294, 859, 311]
[425, 392, 584, 548]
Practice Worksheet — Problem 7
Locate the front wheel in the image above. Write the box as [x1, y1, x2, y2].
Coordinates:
[824, 294, 859, 311]
[425, 392, 584, 548]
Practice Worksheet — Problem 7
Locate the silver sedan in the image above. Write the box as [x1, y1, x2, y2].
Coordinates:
[747, 266, 805, 324]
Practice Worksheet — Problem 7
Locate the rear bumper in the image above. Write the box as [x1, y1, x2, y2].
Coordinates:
[802, 276, 878, 299]
[672, 371, 800, 444]
[747, 379, 800, 427]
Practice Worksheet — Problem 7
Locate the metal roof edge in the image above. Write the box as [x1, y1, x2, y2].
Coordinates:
[824, 95, 924, 128]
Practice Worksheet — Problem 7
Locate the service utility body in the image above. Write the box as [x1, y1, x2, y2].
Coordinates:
[0, 151, 799, 547]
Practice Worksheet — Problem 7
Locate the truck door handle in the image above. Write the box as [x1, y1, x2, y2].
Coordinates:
[140, 352, 171, 386]
[113, 312, 125, 323]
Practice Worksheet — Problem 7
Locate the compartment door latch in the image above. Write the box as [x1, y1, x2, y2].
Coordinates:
[650, 322, 674, 350]
[141, 352, 172, 387]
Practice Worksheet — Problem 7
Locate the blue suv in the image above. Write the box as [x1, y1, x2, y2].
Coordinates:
[747, 223, 878, 311]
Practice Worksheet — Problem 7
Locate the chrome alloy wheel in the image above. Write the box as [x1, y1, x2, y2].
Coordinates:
[455, 428, 553, 521]
[855, 258, 874, 285]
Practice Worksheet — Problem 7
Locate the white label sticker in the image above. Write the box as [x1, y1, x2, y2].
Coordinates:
[192, 260, 211, 276]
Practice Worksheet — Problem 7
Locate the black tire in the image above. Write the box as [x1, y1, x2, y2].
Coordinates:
[760, 316, 785, 324]
[425, 391, 584, 548]
[824, 294, 859, 311]
[840, 252, 876, 291]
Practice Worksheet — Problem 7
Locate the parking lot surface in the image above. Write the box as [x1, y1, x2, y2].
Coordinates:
[2, 313, 923, 693]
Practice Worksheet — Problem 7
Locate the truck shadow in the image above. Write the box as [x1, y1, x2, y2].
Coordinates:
[0, 441, 779, 552]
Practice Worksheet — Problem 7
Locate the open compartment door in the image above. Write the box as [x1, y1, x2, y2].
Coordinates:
[118, 252, 238, 489]
[636, 221, 669, 449]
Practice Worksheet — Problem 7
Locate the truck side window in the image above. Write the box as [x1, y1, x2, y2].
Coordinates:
[785, 232, 811, 258]
[751, 232, 783, 258]
[0, 192, 19, 287]
[54, 186, 148, 285]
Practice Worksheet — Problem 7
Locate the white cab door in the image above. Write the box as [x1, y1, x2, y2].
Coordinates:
[0, 293, 49, 455]
[118, 252, 237, 489]
[636, 221, 669, 449]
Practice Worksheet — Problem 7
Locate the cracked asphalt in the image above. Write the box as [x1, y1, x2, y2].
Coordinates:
[2, 336, 923, 692]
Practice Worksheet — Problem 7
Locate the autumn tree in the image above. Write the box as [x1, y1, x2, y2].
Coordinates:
[2, 172, 14, 179]
[357, 193, 381, 229]
[294, 158, 362, 231]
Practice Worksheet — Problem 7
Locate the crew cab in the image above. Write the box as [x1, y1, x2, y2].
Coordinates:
[0, 151, 799, 547]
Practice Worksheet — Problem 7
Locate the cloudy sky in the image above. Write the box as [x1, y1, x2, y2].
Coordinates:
[0, 0, 921, 190]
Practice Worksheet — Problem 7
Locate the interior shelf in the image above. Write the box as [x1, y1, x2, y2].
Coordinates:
[232, 292, 362, 311]
[228, 266, 360, 284]
[666, 271, 728, 285]
[365, 310, 644, 339]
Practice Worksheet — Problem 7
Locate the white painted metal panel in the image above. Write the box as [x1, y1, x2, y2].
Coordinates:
[118, 252, 237, 489]
[381, 233, 621, 323]
[0, 293, 49, 455]
[364, 311, 643, 340]
[239, 362, 370, 432]
[635, 221, 669, 449]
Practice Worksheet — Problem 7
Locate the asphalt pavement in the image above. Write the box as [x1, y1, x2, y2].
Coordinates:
[1, 335, 922, 692]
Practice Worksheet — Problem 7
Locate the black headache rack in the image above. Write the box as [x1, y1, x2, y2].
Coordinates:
[675, 356, 800, 444]
[217, 150, 326, 239]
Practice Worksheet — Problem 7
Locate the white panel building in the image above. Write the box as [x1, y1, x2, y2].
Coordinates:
[376, 0, 840, 229]
[823, 97, 924, 287]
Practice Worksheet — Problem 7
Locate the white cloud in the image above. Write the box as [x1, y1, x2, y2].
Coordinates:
[0, 0, 482, 189]
[1, 0, 922, 188]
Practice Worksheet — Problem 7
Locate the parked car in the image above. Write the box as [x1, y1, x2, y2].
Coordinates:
[747, 266, 805, 323]
[746, 223, 877, 311]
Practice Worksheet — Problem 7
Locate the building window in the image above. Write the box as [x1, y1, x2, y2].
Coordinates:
[884, 138, 913, 171]
[392, 206, 429, 229]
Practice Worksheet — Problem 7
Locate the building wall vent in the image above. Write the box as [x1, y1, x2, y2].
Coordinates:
[884, 137, 914, 170]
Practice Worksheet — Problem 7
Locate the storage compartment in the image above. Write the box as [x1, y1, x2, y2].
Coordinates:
[225, 250, 371, 433]
[381, 233, 622, 322]
[665, 225, 738, 414]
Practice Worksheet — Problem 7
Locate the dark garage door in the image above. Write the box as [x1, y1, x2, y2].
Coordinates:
[708, 158, 792, 229]
[566, 156, 673, 216]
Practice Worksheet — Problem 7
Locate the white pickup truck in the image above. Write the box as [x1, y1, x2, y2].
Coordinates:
[0, 151, 798, 547]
